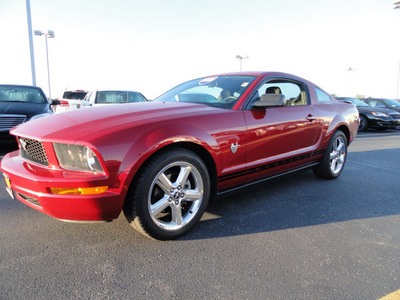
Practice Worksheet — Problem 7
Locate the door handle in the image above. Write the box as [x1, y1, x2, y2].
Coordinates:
[306, 114, 317, 122]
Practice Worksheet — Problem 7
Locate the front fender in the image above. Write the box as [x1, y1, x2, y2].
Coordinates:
[121, 122, 220, 175]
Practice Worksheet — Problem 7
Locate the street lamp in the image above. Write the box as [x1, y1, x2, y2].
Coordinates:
[35, 30, 55, 100]
[236, 55, 248, 71]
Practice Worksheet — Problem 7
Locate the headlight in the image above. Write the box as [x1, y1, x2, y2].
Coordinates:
[371, 111, 389, 117]
[53, 143, 104, 173]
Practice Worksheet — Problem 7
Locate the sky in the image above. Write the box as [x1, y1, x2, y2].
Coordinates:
[1, 0, 400, 100]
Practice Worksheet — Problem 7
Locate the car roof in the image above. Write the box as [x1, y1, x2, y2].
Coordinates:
[94, 90, 143, 93]
[207, 71, 303, 77]
[0, 84, 44, 90]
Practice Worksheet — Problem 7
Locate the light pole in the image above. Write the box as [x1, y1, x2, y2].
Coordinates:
[26, 0, 36, 86]
[35, 30, 55, 100]
[236, 55, 248, 71]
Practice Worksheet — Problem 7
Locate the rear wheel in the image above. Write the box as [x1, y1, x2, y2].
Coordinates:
[124, 148, 210, 240]
[313, 130, 347, 179]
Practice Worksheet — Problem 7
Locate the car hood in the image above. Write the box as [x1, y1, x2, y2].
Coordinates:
[356, 106, 398, 114]
[11, 102, 222, 142]
[0, 102, 51, 119]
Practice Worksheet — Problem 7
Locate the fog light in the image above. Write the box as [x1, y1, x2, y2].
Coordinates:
[50, 186, 108, 195]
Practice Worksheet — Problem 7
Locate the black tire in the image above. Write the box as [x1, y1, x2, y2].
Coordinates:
[123, 148, 210, 240]
[313, 130, 347, 179]
[358, 115, 368, 132]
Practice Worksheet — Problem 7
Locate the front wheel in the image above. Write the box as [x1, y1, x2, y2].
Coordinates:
[358, 115, 368, 132]
[313, 130, 347, 179]
[124, 148, 210, 240]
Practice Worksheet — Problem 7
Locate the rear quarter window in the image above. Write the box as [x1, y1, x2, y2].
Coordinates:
[315, 87, 331, 103]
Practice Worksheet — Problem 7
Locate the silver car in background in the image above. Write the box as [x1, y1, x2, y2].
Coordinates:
[82, 90, 147, 107]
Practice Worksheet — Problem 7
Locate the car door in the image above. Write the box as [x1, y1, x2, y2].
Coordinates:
[242, 78, 320, 180]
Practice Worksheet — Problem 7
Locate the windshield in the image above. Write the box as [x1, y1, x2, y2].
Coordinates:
[154, 75, 257, 109]
[0, 85, 47, 104]
[62, 91, 87, 100]
[338, 97, 369, 107]
[95, 91, 147, 104]
[382, 99, 400, 107]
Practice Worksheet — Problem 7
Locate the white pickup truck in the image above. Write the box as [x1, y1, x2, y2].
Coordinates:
[55, 90, 88, 113]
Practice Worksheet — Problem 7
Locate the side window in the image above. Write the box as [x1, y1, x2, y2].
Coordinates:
[253, 79, 309, 106]
[315, 88, 331, 103]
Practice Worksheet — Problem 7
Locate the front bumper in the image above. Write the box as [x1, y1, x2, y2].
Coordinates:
[1, 150, 125, 221]
[370, 119, 400, 130]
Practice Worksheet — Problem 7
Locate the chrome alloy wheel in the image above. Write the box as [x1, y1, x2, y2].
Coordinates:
[148, 161, 204, 231]
[329, 136, 346, 175]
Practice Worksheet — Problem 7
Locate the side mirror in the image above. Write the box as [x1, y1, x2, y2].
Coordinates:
[252, 94, 286, 108]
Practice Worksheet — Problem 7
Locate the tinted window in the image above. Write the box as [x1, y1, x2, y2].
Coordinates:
[383, 99, 400, 107]
[62, 91, 87, 100]
[96, 91, 147, 104]
[128, 92, 147, 103]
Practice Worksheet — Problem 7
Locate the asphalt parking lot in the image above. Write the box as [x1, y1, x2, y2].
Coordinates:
[0, 130, 399, 299]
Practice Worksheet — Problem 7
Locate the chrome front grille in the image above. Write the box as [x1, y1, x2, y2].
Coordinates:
[18, 137, 49, 166]
[0, 114, 26, 131]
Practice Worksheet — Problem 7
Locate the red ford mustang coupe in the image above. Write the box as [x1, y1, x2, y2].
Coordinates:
[1, 72, 359, 240]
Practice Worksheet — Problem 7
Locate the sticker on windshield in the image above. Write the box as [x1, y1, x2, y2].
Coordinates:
[199, 76, 218, 85]
[241, 82, 249, 87]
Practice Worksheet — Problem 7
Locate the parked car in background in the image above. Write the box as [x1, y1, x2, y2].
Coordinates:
[82, 90, 147, 107]
[362, 98, 400, 113]
[0, 84, 59, 143]
[336, 97, 400, 131]
[1, 72, 358, 240]
[55, 90, 88, 113]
